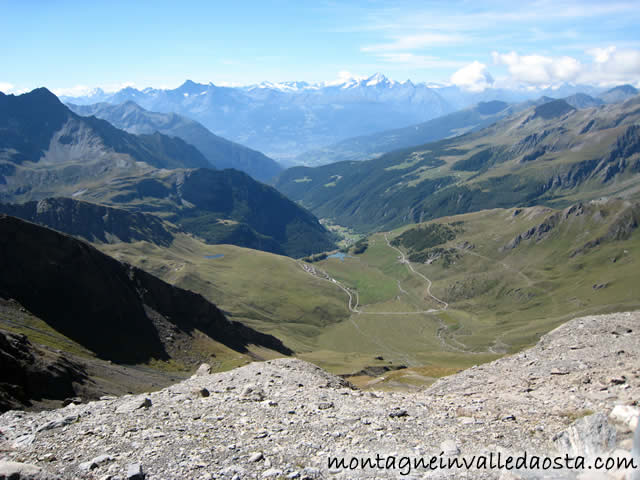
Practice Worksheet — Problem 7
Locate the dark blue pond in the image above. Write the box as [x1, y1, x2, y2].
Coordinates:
[204, 254, 225, 259]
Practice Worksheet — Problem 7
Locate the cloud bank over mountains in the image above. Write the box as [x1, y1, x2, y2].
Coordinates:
[448, 46, 640, 92]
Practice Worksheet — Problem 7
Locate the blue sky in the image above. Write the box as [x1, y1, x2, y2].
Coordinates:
[1, 0, 639, 95]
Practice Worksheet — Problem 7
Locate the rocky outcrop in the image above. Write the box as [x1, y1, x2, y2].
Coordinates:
[502, 209, 565, 251]
[570, 201, 640, 256]
[502, 200, 639, 253]
[1, 311, 638, 479]
[0, 329, 89, 412]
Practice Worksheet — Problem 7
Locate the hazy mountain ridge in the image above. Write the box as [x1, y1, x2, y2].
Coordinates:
[68, 101, 283, 182]
[598, 84, 639, 104]
[276, 94, 640, 232]
[295, 90, 624, 167]
[62, 75, 610, 161]
[294, 100, 514, 166]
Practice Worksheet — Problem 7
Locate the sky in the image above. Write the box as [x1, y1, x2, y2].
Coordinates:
[1, 0, 640, 96]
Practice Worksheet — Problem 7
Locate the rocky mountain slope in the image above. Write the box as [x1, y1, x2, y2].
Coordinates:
[0, 329, 89, 412]
[0, 88, 210, 191]
[276, 95, 640, 233]
[70, 168, 336, 258]
[0, 215, 290, 369]
[0, 89, 335, 258]
[1, 311, 638, 479]
[68, 101, 283, 182]
[0, 320, 193, 414]
[0, 88, 209, 204]
[0, 197, 176, 246]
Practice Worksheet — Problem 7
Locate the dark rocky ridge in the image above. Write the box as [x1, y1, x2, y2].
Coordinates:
[0, 197, 176, 246]
[0, 215, 292, 364]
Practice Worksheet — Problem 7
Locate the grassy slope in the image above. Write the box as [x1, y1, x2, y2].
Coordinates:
[302, 199, 640, 387]
[99, 234, 349, 353]
[94, 199, 639, 388]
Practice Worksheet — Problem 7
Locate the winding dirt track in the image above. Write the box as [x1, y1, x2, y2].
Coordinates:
[384, 233, 449, 311]
[297, 234, 447, 315]
[296, 234, 494, 357]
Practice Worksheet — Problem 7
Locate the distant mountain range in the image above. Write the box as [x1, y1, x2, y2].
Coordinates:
[0, 89, 335, 257]
[295, 100, 514, 166]
[276, 94, 640, 232]
[599, 84, 639, 104]
[68, 101, 282, 182]
[62, 75, 620, 161]
[294, 89, 632, 167]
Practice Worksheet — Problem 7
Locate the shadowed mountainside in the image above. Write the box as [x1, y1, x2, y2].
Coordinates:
[0, 215, 292, 364]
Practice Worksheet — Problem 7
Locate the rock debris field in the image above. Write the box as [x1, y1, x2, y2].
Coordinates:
[1, 311, 640, 479]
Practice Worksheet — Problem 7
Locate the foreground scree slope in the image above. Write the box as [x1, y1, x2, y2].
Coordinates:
[0, 311, 638, 479]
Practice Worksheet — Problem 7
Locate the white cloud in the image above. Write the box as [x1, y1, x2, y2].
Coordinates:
[101, 81, 136, 93]
[51, 85, 94, 97]
[362, 33, 464, 52]
[585, 46, 640, 84]
[492, 47, 640, 87]
[492, 51, 582, 85]
[336, 70, 366, 82]
[450, 61, 494, 91]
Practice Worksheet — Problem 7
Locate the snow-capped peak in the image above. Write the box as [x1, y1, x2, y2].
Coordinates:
[246, 80, 311, 92]
[365, 72, 390, 86]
